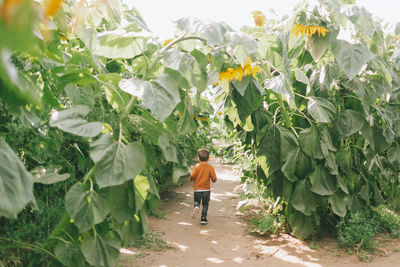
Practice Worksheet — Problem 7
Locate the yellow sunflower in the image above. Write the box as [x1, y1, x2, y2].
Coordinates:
[292, 24, 329, 37]
[251, 10, 266, 27]
[44, 0, 64, 18]
[163, 38, 173, 47]
[215, 58, 262, 85]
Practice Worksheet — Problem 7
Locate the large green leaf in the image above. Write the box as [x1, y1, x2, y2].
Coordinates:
[243, 115, 254, 132]
[388, 146, 400, 166]
[94, 31, 148, 59]
[58, 69, 97, 89]
[251, 108, 273, 143]
[55, 241, 86, 267]
[81, 232, 121, 267]
[173, 166, 189, 184]
[360, 125, 390, 153]
[291, 179, 317, 216]
[295, 149, 312, 179]
[158, 134, 178, 163]
[231, 81, 263, 122]
[134, 175, 150, 213]
[65, 183, 110, 232]
[307, 96, 336, 123]
[309, 165, 337, 196]
[225, 32, 258, 66]
[64, 84, 95, 108]
[264, 73, 295, 109]
[282, 150, 299, 182]
[331, 40, 372, 80]
[98, 73, 131, 113]
[90, 134, 146, 188]
[0, 0, 39, 53]
[177, 95, 197, 135]
[287, 211, 315, 240]
[0, 138, 36, 218]
[124, 7, 150, 32]
[258, 124, 281, 174]
[337, 175, 349, 195]
[334, 109, 364, 138]
[232, 75, 252, 96]
[50, 105, 103, 137]
[162, 49, 207, 91]
[176, 17, 227, 45]
[328, 191, 347, 217]
[0, 50, 39, 108]
[129, 113, 166, 144]
[319, 126, 338, 175]
[112, 215, 142, 247]
[279, 127, 299, 163]
[108, 180, 136, 223]
[341, 5, 376, 38]
[258, 214, 274, 232]
[306, 27, 338, 62]
[31, 166, 70, 185]
[336, 148, 352, 173]
[119, 74, 180, 121]
[298, 125, 323, 159]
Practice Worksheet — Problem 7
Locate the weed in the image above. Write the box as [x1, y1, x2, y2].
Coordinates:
[373, 205, 400, 237]
[337, 213, 377, 249]
[357, 250, 372, 261]
[134, 251, 145, 259]
[133, 231, 174, 251]
[148, 209, 167, 220]
[309, 243, 319, 250]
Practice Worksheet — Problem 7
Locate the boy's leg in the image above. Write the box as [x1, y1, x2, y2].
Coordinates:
[193, 191, 201, 207]
[192, 192, 201, 218]
[200, 191, 211, 218]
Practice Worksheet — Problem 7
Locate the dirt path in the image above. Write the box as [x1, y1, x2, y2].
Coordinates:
[122, 157, 400, 267]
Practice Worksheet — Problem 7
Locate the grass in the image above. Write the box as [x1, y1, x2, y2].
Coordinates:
[148, 209, 167, 220]
[133, 231, 174, 251]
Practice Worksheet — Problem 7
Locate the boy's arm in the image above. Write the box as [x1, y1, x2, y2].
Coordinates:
[210, 167, 217, 183]
[190, 165, 198, 181]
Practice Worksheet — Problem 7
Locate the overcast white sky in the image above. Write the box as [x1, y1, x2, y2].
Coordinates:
[128, 0, 400, 39]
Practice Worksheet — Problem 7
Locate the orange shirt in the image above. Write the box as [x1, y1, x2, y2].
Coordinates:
[190, 162, 217, 190]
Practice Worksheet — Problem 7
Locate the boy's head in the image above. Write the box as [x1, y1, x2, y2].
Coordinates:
[197, 148, 210, 162]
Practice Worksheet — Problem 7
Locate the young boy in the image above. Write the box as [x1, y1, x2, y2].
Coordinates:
[190, 148, 217, 225]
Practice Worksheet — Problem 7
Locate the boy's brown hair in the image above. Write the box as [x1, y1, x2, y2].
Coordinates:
[197, 148, 210, 162]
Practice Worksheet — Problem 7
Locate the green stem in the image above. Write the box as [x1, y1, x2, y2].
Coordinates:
[273, 92, 291, 127]
[45, 212, 72, 251]
[145, 35, 207, 79]
[125, 96, 135, 113]
[83, 164, 97, 184]
[118, 121, 123, 144]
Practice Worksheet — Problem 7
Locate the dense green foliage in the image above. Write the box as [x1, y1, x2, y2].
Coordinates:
[220, 0, 400, 240]
[1, 0, 400, 266]
[0, 1, 214, 265]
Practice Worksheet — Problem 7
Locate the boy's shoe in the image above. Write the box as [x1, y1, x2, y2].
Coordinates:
[191, 206, 200, 218]
[201, 217, 208, 225]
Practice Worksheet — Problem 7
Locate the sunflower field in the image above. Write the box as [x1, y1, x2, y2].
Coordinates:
[1, 0, 400, 266]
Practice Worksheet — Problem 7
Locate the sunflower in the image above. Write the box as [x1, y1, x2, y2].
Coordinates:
[215, 58, 262, 85]
[163, 38, 173, 47]
[292, 24, 329, 37]
[251, 10, 266, 27]
[44, 0, 64, 18]
[0, 0, 24, 24]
